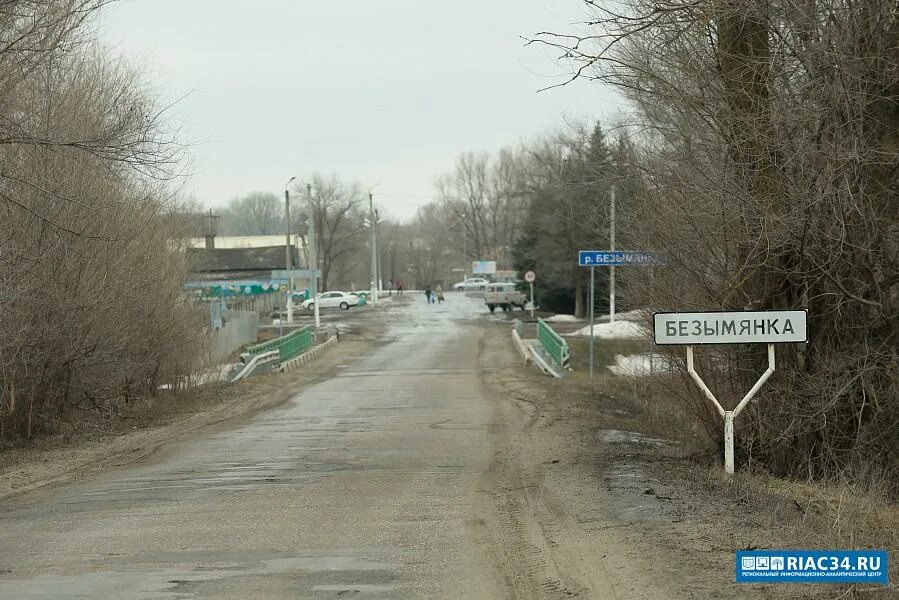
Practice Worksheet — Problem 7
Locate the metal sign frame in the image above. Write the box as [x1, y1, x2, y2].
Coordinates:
[652, 309, 808, 474]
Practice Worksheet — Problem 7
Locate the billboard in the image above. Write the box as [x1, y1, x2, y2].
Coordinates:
[472, 260, 497, 274]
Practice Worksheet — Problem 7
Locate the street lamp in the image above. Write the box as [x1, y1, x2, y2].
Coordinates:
[284, 176, 296, 324]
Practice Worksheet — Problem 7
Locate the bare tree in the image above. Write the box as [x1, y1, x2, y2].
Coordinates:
[219, 192, 284, 235]
[297, 174, 366, 291]
[534, 1, 898, 489]
[436, 152, 492, 261]
[0, 1, 201, 441]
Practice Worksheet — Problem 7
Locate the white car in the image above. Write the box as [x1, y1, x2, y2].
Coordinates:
[302, 291, 359, 311]
[453, 277, 490, 291]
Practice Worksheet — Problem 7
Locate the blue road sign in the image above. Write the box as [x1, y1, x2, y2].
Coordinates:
[578, 251, 666, 267]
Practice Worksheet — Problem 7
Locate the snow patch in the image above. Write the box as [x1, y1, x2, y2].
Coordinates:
[159, 363, 235, 390]
[566, 320, 646, 339]
[544, 314, 580, 323]
[607, 353, 676, 377]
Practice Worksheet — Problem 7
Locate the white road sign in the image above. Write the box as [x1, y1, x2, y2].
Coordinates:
[653, 310, 807, 345]
[271, 269, 322, 279]
[524, 270, 536, 283]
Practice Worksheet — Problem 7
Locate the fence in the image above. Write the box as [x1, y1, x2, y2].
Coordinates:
[207, 309, 260, 364]
[228, 290, 279, 315]
[243, 326, 314, 363]
[536, 319, 570, 370]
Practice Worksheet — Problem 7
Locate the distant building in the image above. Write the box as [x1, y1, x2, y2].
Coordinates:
[187, 245, 303, 282]
[188, 234, 295, 249]
[186, 233, 312, 277]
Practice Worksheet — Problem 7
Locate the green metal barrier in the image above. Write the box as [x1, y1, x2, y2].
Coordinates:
[244, 326, 314, 362]
[537, 319, 570, 370]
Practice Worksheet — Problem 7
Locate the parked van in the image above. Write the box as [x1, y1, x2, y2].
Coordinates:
[485, 283, 527, 313]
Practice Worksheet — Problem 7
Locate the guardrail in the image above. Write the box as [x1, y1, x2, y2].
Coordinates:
[537, 318, 570, 370]
[230, 350, 280, 383]
[243, 326, 314, 363]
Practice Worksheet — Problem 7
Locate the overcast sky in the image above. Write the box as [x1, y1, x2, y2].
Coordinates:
[98, 1, 621, 221]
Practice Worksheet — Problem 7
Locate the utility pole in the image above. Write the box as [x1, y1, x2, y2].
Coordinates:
[462, 212, 468, 276]
[284, 176, 296, 324]
[589, 265, 595, 378]
[375, 209, 383, 295]
[609, 183, 616, 324]
[307, 183, 320, 329]
[369, 192, 378, 305]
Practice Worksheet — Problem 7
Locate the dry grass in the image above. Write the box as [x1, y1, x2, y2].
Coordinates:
[542, 353, 898, 599]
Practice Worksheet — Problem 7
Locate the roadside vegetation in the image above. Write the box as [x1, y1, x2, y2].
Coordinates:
[525, 344, 899, 598]
[534, 0, 898, 499]
[0, 2, 203, 443]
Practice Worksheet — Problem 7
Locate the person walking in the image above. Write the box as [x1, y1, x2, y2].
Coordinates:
[436, 284, 445, 304]
[396, 280, 403, 295]
[424, 284, 432, 304]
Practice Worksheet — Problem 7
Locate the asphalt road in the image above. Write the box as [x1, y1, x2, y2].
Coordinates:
[0, 295, 515, 599]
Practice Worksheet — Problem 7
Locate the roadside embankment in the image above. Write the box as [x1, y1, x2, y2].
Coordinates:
[0, 324, 382, 503]
[484, 319, 897, 599]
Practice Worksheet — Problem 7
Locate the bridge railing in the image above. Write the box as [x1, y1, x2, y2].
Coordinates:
[243, 326, 314, 363]
[536, 319, 570, 371]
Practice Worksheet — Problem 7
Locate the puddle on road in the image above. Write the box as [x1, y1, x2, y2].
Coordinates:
[603, 463, 675, 524]
[312, 584, 395, 594]
[597, 429, 670, 448]
[593, 431, 682, 525]
[0, 554, 401, 599]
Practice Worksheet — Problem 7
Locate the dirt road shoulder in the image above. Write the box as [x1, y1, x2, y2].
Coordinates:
[473, 324, 897, 599]
[0, 335, 377, 503]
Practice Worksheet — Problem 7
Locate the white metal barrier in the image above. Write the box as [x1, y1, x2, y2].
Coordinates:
[230, 350, 279, 383]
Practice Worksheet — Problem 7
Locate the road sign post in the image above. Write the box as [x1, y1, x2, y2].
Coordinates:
[589, 265, 595, 378]
[653, 310, 808, 474]
[579, 251, 665, 377]
[524, 270, 536, 319]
